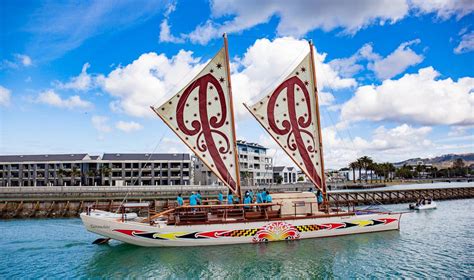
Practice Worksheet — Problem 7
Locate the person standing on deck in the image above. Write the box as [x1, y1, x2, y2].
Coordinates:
[261, 188, 268, 202]
[256, 190, 263, 204]
[243, 192, 252, 209]
[176, 193, 184, 206]
[249, 189, 254, 202]
[196, 191, 202, 205]
[218, 191, 224, 204]
[227, 191, 234, 205]
[316, 190, 323, 204]
[265, 191, 272, 203]
[189, 192, 198, 206]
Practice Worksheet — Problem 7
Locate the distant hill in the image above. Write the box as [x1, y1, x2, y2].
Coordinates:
[393, 153, 474, 168]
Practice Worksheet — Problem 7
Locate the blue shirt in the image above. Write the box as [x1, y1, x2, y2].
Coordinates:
[244, 196, 251, 204]
[177, 196, 184, 206]
[317, 193, 323, 203]
[243, 196, 251, 208]
[227, 194, 233, 204]
[266, 194, 272, 203]
[261, 191, 267, 202]
[197, 193, 202, 200]
[189, 194, 198, 206]
[249, 191, 254, 200]
[256, 192, 263, 203]
[218, 193, 223, 203]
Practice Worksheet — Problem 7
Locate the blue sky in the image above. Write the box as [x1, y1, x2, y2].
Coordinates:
[1, 0, 473, 168]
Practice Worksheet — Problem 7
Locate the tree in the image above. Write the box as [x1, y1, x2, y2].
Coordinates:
[100, 166, 112, 186]
[297, 176, 304, 182]
[349, 161, 358, 183]
[453, 158, 465, 169]
[87, 170, 97, 186]
[357, 158, 364, 183]
[71, 166, 81, 186]
[57, 169, 66, 186]
[396, 164, 413, 179]
[275, 175, 283, 184]
[358, 156, 373, 183]
[241, 171, 251, 186]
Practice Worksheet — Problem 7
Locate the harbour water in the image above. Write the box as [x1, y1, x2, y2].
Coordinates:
[1, 198, 473, 279]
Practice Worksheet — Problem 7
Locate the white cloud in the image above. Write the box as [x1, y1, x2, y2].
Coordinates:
[0, 85, 12, 106]
[161, 137, 190, 153]
[0, 54, 33, 69]
[159, 19, 184, 43]
[340, 67, 474, 126]
[91, 116, 112, 136]
[319, 92, 335, 106]
[232, 37, 356, 116]
[98, 50, 205, 117]
[454, 31, 474, 54]
[16, 54, 32, 66]
[36, 89, 92, 109]
[411, 0, 474, 19]
[56, 63, 93, 91]
[184, 0, 409, 44]
[330, 40, 423, 80]
[368, 39, 423, 80]
[323, 123, 433, 168]
[115, 121, 143, 132]
[100, 37, 354, 118]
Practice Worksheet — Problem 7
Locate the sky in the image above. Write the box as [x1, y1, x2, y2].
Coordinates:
[0, 0, 473, 169]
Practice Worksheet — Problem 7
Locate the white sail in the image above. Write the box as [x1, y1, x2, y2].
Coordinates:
[152, 45, 240, 195]
[246, 51, 324, 191]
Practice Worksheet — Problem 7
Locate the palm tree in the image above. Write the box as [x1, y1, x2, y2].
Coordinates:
[357, 158, 364, 183]
[71, 166, 81, 186]
[349, 161, 358, 183]
[358, 156, 373, 183]
[368, 162, 378, 183]
[373, 163, 384, 183]
[86, 170, 96, 186]
[57, 169, 66, 186]
[100, 166, 112, 186]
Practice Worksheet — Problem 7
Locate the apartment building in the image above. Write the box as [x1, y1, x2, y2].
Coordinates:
[0, 153, 192, 187]
[194, 140, 274, 186]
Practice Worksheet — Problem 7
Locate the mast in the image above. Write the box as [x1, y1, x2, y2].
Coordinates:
[223, 33, 242, 199]
[151, 36, 241, 197]
[308, 39, 328, 207]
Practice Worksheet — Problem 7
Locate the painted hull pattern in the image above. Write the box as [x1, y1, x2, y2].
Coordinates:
[81, 211, 402, 247]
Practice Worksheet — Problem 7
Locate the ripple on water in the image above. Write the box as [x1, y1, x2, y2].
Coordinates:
[1, 199, 473, 279]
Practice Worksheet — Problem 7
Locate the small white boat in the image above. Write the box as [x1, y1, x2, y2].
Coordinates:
[409, 198, 437, 210]
[89, 209, 138, 220]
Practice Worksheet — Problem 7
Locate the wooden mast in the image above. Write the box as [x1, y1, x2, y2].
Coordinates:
[223, 33, 242, 199]
[308, 39, 328, 209]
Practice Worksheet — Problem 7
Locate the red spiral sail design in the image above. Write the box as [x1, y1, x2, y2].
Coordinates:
[176, 73, 237, 191]
[266, 76, 322, 187]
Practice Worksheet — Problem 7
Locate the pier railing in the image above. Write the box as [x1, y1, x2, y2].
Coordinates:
[0, 184, 472, 219]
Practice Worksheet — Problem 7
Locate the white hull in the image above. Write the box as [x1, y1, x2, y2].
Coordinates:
[414, 203, 437, 210]
[81, 210, 402, 247]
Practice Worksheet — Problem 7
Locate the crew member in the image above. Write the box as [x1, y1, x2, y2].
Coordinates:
[176, 193, 184, 206]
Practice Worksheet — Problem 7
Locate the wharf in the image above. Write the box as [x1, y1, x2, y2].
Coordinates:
[0, 184, 472, 219]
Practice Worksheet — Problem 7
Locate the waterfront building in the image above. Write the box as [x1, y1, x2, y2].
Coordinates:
[273, 166, 298, 184]
[0, 153, 192, 187]
[194, 140, 273, 186]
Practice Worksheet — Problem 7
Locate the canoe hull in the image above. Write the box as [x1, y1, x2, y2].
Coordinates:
[80, 211, 402, 247]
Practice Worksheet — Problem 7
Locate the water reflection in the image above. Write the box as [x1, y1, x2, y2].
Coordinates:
[84, 231, 403, 279]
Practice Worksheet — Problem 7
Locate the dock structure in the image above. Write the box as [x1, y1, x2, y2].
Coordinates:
[0, 184, 473, 219]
